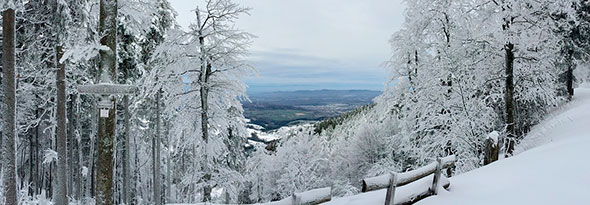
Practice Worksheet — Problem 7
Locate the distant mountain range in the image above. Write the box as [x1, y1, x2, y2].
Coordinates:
[246, 89, 381, 106]
[243, 89, 380, 130]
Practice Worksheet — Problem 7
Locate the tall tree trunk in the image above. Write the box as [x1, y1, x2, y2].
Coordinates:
[123, 82, 131, 205]
[69, 94, 81, 200]
[166, 122, 172, 204]
[74, 95, 83, 200]
[0, 31, 2, 177]
[133, 129, 142, 205]
[197, 10, 212, 202]
[29, 108, 38, 197]
[97, 0, 118, 204]
[54, 43, 69, 205]
[153, 90, 162, 205]
[87, 107, 96, 200]
[35, 107, 41, 195]
[2, 8, 18, 205]
[566, 49, 575, 100]
[504, 42, 516, 156]
[199, 65, 212, 202]
[68, 96, 74, 198]
[55, 0, 69, 199]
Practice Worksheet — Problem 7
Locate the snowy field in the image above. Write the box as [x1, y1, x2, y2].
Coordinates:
[326, 84, 590, 205]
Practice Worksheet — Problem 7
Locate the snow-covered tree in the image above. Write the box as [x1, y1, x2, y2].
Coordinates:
[376, 0, 577, 170]
[139, 0, 254, 202]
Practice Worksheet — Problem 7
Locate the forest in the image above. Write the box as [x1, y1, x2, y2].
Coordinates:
[1, 0, 590, 205]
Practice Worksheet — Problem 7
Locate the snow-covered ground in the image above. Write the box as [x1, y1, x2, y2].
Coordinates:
[247, 123, 314, 143]
[329, 84, 590, 205]
[416, 84, 590, 204]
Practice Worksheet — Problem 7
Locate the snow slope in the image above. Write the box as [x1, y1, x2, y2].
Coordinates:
[330, 84, 590, 205]
[417, 84, 590, 205]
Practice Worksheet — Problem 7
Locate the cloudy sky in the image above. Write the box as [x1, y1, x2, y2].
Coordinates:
[168, 0, 407, 93]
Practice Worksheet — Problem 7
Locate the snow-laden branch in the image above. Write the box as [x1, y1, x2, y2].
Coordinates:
[60, 43, 110, 64]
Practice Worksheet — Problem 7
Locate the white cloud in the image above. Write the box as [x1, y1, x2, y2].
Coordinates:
[168, 0, 406, 92]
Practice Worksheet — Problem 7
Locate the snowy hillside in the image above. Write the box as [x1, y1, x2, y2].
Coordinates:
[331, 84, 590, 205]
[417, 84, 590, 204]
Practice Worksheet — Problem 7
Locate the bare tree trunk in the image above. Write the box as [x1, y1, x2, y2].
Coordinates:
[54, 0, 70, 202]
[54, 43, 69, 205]
[504, 42, 516, 156]
[35, 107, 41, 195]
[75, 95, 83, 200]
[566, 49, 575, 100]
[123, 84, 131, 205]
[68, 97, 74, 197]
[133, 129, 141, 205]
[86, 107, 96, 200]
[0, 41, 2, 177]
[69, 94, 81, 200]
[199, 65, 212, 202]
[2, 8, 18, 205]
[166, 122, 172, 204]
[97, 0, 118, 204]
[29, 109, 38, 197]
[153, 90, 162, 205]
[196, 10, 212, 202]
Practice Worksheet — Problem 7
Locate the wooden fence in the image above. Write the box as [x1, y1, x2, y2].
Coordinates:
[362, 155, 456, 205]
[269, 155, 456, 205]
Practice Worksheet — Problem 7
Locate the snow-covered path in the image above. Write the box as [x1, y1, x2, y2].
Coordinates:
[418, 84, 590, 205]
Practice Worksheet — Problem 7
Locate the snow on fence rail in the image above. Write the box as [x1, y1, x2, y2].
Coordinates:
[362, 155, 456, 205]
[267, 155, 456, 205]
[267, 187, 332, 205]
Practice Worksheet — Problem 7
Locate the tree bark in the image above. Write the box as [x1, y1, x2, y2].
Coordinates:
[2, 8, 18, 205]
[166, 121, 172, 204]
[97, 0, 118, 204]
[68, 96, 75, 197]
[153, 90, 162, 205]
[133, 128, 142, 205]
[196, 10, 212, 202]
[35, 107, 41, 195]
[122, 51, 131, 204]
[123, 95, 131, 204]
[504, 42, 516, 157]
[69, 94, 82, 200]
[567, 49, 574, 100]
[54, 43, 69, 205]
[87, 107, 97, 200]
[29, 107, 38, 197]
[75, 95, 83, 200]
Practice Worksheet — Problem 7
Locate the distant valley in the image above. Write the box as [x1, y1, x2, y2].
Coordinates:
[244, 90, 380, 130]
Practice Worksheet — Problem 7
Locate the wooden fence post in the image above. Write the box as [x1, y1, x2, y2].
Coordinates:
[430, 158, 442, 195]
[484, 134, 499, 165]
[292, 193, 298, 205]
[384, 172, 397, 205]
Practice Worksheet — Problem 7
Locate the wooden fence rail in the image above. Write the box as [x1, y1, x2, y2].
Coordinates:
[269, 155, 456, 205]
[268, 187, 332, 205]
[362, 155, 456, 205]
